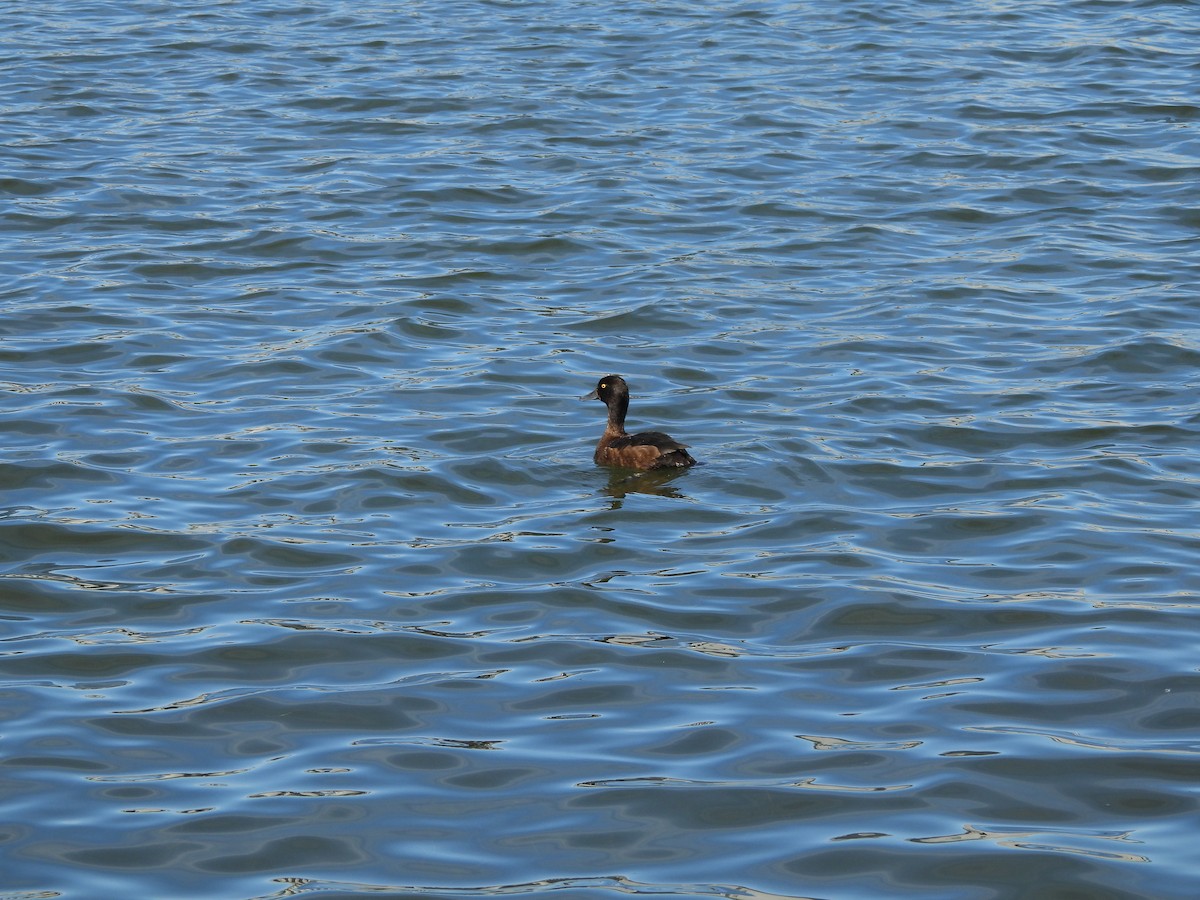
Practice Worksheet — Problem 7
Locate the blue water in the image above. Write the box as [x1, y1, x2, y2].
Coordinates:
[3, 2, 1199, 898]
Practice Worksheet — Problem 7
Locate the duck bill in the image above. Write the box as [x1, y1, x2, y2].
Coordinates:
[581, 388, 599, 401]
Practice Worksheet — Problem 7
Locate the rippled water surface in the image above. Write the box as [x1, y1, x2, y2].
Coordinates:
[3, 2, 1200, 898]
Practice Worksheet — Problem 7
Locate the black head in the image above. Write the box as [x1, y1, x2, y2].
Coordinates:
[584, 374, 629, 406]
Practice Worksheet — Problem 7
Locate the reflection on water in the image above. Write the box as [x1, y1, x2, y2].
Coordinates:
[600, 466, 694, 501]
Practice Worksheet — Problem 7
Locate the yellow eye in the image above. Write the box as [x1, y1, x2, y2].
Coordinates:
[600, 382, 607, 389]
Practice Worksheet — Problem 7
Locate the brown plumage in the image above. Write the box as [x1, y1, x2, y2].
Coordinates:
[582, 374, 696, 470]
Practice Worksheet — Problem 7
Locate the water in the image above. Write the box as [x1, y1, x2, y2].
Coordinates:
[3, 2, 1199, 898]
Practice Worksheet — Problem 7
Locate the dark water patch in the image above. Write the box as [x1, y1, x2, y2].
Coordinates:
[0, 522, 209, 564]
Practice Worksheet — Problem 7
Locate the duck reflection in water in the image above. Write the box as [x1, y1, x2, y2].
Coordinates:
[602, 465, 691, 499]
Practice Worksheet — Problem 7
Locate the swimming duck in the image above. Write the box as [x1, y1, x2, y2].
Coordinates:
[583, 374, 696, 470]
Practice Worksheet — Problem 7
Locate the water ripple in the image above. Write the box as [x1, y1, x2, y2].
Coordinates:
[4, 1, 1200, 898]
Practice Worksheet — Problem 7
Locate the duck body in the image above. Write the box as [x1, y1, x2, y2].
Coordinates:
[584, 374, 696, 470]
